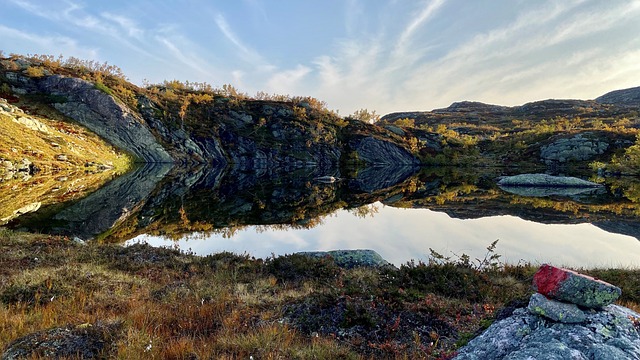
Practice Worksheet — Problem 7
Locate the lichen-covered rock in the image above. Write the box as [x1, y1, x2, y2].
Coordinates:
[298, 249, 391, 268]
[533, 264, 621, 308]
[527, 293, 586, 323]
[454, 305, 640, 359]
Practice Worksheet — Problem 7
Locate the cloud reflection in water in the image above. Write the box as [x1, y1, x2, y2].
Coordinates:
[128, 202, 640, 268]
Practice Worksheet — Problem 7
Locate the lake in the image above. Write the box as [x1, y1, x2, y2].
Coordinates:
[7, 164, 640, 268]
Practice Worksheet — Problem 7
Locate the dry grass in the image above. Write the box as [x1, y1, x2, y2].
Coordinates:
[0, 106, 131, 224]
[0, 231, 638, 359]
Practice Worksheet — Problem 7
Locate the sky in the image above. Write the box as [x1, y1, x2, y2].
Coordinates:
[1, 0, 640, 115]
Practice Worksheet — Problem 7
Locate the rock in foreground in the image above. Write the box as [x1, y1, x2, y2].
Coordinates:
[533, 264, 621, 309]
[455, 265, 638, 359]
[297, 249, 391, 268]
[454, 304, 640, 359]
[2, 322, 121, 360]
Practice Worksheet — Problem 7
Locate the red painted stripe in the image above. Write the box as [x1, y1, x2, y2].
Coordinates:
[534, 264, 569, 296]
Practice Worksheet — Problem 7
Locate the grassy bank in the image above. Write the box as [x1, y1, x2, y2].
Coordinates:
[0, 230, 638, 359]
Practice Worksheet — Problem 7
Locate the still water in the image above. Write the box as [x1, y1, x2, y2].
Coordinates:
[8, 164, 640, 268]
[128, 202, 640, 268]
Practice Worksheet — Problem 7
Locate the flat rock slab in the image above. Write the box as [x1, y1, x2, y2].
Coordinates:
[497, 173, 602, 188]
[533, 264, 621, 309]
[297, 249, 391, 269]
[528, 293, 586, 323]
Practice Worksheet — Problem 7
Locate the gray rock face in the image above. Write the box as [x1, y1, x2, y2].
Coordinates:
[497, 174, 602, 188]
[540, 133, 609, 164]
[527, 293, 586, 323]
[38, 76, 173, 163]
[137, 96, 228, 165]
[454, 305, 640, 359]
[298, 249, 391, 268]
[350, 136, 419, 165]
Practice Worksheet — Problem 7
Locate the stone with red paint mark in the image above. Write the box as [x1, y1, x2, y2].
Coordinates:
[532, 264, 621, 309]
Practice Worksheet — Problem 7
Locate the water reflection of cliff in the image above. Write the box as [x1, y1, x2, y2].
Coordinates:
[10, 165, 640, 242]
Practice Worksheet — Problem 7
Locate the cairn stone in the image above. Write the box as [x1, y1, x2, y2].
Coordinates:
[527, 293, 586, 323]
[533, 264, 621, 309]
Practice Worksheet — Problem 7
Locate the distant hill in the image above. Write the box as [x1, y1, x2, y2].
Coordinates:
[595, 86, 640, 106]
[380, 86, 640, 130]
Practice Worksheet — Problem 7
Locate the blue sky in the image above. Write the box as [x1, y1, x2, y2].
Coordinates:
[1, 0, 639, 115]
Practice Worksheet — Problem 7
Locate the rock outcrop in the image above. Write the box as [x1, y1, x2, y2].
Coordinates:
[38, 76, 174, 163]
[497, 174, 602, 188]
[454, 265, 640, 359]
[298, 249, 391, 268]
[540, 132, 609, 164]
[349, 136, 419, 165]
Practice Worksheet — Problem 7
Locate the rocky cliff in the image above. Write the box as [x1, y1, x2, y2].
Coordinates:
[0, 56, 419, 171]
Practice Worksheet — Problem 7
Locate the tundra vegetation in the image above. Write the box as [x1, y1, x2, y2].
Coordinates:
[1, 229, 638, 359]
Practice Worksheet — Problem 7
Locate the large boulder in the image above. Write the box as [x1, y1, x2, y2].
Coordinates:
[297, 249, 391, 269]
[454, 266, 636, 359]
[497, 174, 602, 188]
[533, 264, 621, 309]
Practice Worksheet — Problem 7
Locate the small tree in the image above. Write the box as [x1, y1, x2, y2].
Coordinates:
[349, 108, 380, 124]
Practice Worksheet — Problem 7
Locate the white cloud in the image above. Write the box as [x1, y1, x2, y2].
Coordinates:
[214, 13, 266, 67]
[266, 65, 312, 94]
[396, 0, 446, 53]
[155, 36, 213, 78]
[0, 24, 98, 59]
[101, 12, 144, 40]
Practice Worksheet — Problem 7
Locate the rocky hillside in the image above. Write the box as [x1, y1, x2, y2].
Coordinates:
[2, 53, 640, 179]
[381, 87, 640, 127]
[379, 87, 640, 171]
[596, 85, 640, 107]
[0, 97, 129, 225]
[0, 55, 419, 172]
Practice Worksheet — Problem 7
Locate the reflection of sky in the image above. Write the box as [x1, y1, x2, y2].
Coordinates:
[127, 202, 640, 268]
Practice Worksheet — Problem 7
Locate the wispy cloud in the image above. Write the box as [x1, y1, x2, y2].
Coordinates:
[396, 0, 446, 52]
[214, 13, 266, 67]
[266, 65, 311, 94]
[155, 35, 213, 78]
[100, 12, 144, 40]
[0, 24, 98, 58]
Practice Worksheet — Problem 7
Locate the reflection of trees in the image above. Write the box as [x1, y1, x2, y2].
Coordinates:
[348, 204, 380, 219]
